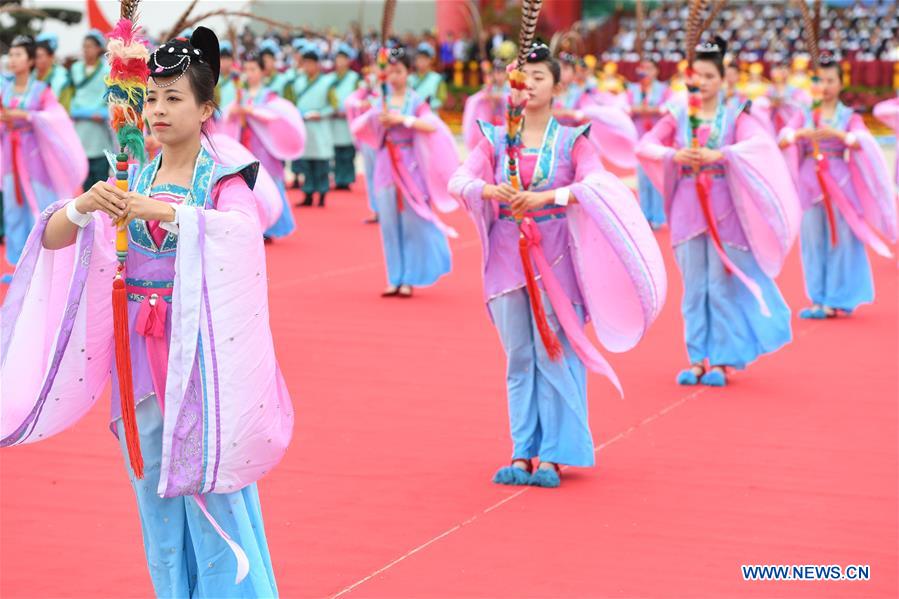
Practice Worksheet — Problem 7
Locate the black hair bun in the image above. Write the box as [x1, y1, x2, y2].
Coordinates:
[191, 27, 221, 84]
[525, 41, 551, 63]
[696, 35, 727, 59]
[150, 27, 220, 85]
[11, 35, 35, 49]
[818, 53, 837, 67]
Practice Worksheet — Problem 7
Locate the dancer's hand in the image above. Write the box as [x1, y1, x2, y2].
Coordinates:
[305, 111, 321, 121]
[120, 192, 176, 226]
[0, 109, 27, 122]
[674, 148, 701, 168]
[74, 181, 127, 220]
[377, 111, 404, 127]
[510, 190, 552, 215]
[483, 183, 517, 202]
[697, 148, 723, 165]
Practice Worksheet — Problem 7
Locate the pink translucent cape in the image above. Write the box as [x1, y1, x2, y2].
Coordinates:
[1, 178, 294, 499]
[449, 135, 667, 395]
[579, 102, 639, 177]
[638, 112, 801, 278]
[203, 132, 284, 229]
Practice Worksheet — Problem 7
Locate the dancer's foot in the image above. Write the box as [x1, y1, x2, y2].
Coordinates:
[297, 193, 314, 208]
[335, 184, 351, 191]
[492, 459, 533, 485]
[676, 364, 705, 386]
[363, 213, 379, 224]
[822, 306, 837, 318]
[799, 305, 827, 319]
[397, 285, 413, 298]
[263, 235, 273, 245]
[381, 285, 400, 297]
[700, 366, 727, 387]
[529, 462, 561, 488]
[0, 274, 12, 285]
[318, 193, 327, 207]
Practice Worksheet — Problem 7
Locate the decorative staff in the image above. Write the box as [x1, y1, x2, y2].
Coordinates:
[795, 0, 838, 245]
[685, 0, 729, 273]
[103, 0, 150, 478]
[505, 0, 562, 360]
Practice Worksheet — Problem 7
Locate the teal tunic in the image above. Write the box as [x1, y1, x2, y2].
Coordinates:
[69, 60, 113, 159]
[216, 77, 237, 115]
[330, 69, 360, 147]
[37, 64, 70, 104]
[408, 70, 446, 110]
[292, 72, 336, 160]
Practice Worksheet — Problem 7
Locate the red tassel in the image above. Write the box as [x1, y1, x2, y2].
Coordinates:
[113, 276, 144, 479]
[814, 161, 839, 247]
[519, 235, 564, 361]
[695, 172, 732, 275]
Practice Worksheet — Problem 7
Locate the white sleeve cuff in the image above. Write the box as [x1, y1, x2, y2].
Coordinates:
[65, 200, 92, 228]
[554, 187, 571, 207]
[403, 116, 415, 128]
[780, 128, 796, 145]
[574, 110, 585, 122]
[159, 204, 181, 235]
[844, 132, 858, 147]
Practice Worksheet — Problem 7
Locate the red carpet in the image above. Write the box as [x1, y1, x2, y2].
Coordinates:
[1, 183, 896, 598]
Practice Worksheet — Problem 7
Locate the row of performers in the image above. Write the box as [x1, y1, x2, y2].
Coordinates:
[1, 30, 447, 264]
[2, 25, 897, 596]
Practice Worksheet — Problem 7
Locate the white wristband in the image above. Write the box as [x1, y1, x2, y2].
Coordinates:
[574, 110, 585, 122]
[783, 129, 796, 145]
[554, 187, 570, 207]
[159, 204, 181, 235]
[403, 116, 415, 128]
[65, 200, 92, 228]
[844, 132, 857, 147]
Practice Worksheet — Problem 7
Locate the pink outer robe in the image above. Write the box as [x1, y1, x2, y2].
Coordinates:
[1, 150, 294, 500]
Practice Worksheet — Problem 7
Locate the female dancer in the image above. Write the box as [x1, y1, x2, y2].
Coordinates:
[2, 28, 292, 597]
[219, 53, 305, 239]
[780, 58, 896, 318]
[627, 58, 672, 229]
[449, 43, 666, 487]
[1, 35, 86, 270]
[351, 46, 459, 297]
[637, 39, 800, 387]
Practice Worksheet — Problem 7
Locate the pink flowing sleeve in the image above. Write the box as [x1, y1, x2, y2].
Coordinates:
[462, 90, 492, 150]
[449, 137, 497, 267]
[636, 114, 679, 209]
[568, 136, 668, 353]
[412, 102, 460, 213]
[160, 175, 292, 497]
[246, 93, 306, 161]
[721, 113, 802, 277]
[31, 87, 89, 197]
[845, 114, 898, 244]
[203, 133, 283, 229]
[578, 100, 639, 176]
[350, 105, 382, 149]
[1, 203, 116, 446]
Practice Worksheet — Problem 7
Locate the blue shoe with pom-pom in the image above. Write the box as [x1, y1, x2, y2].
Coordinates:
[677, 366, 703, 386]
[799, 307, 826, 319]
[529, 465, 561, 488]
[700, 368, 727, 387]
[0, 274, 12, 285]
[492, 459, 533, 486]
